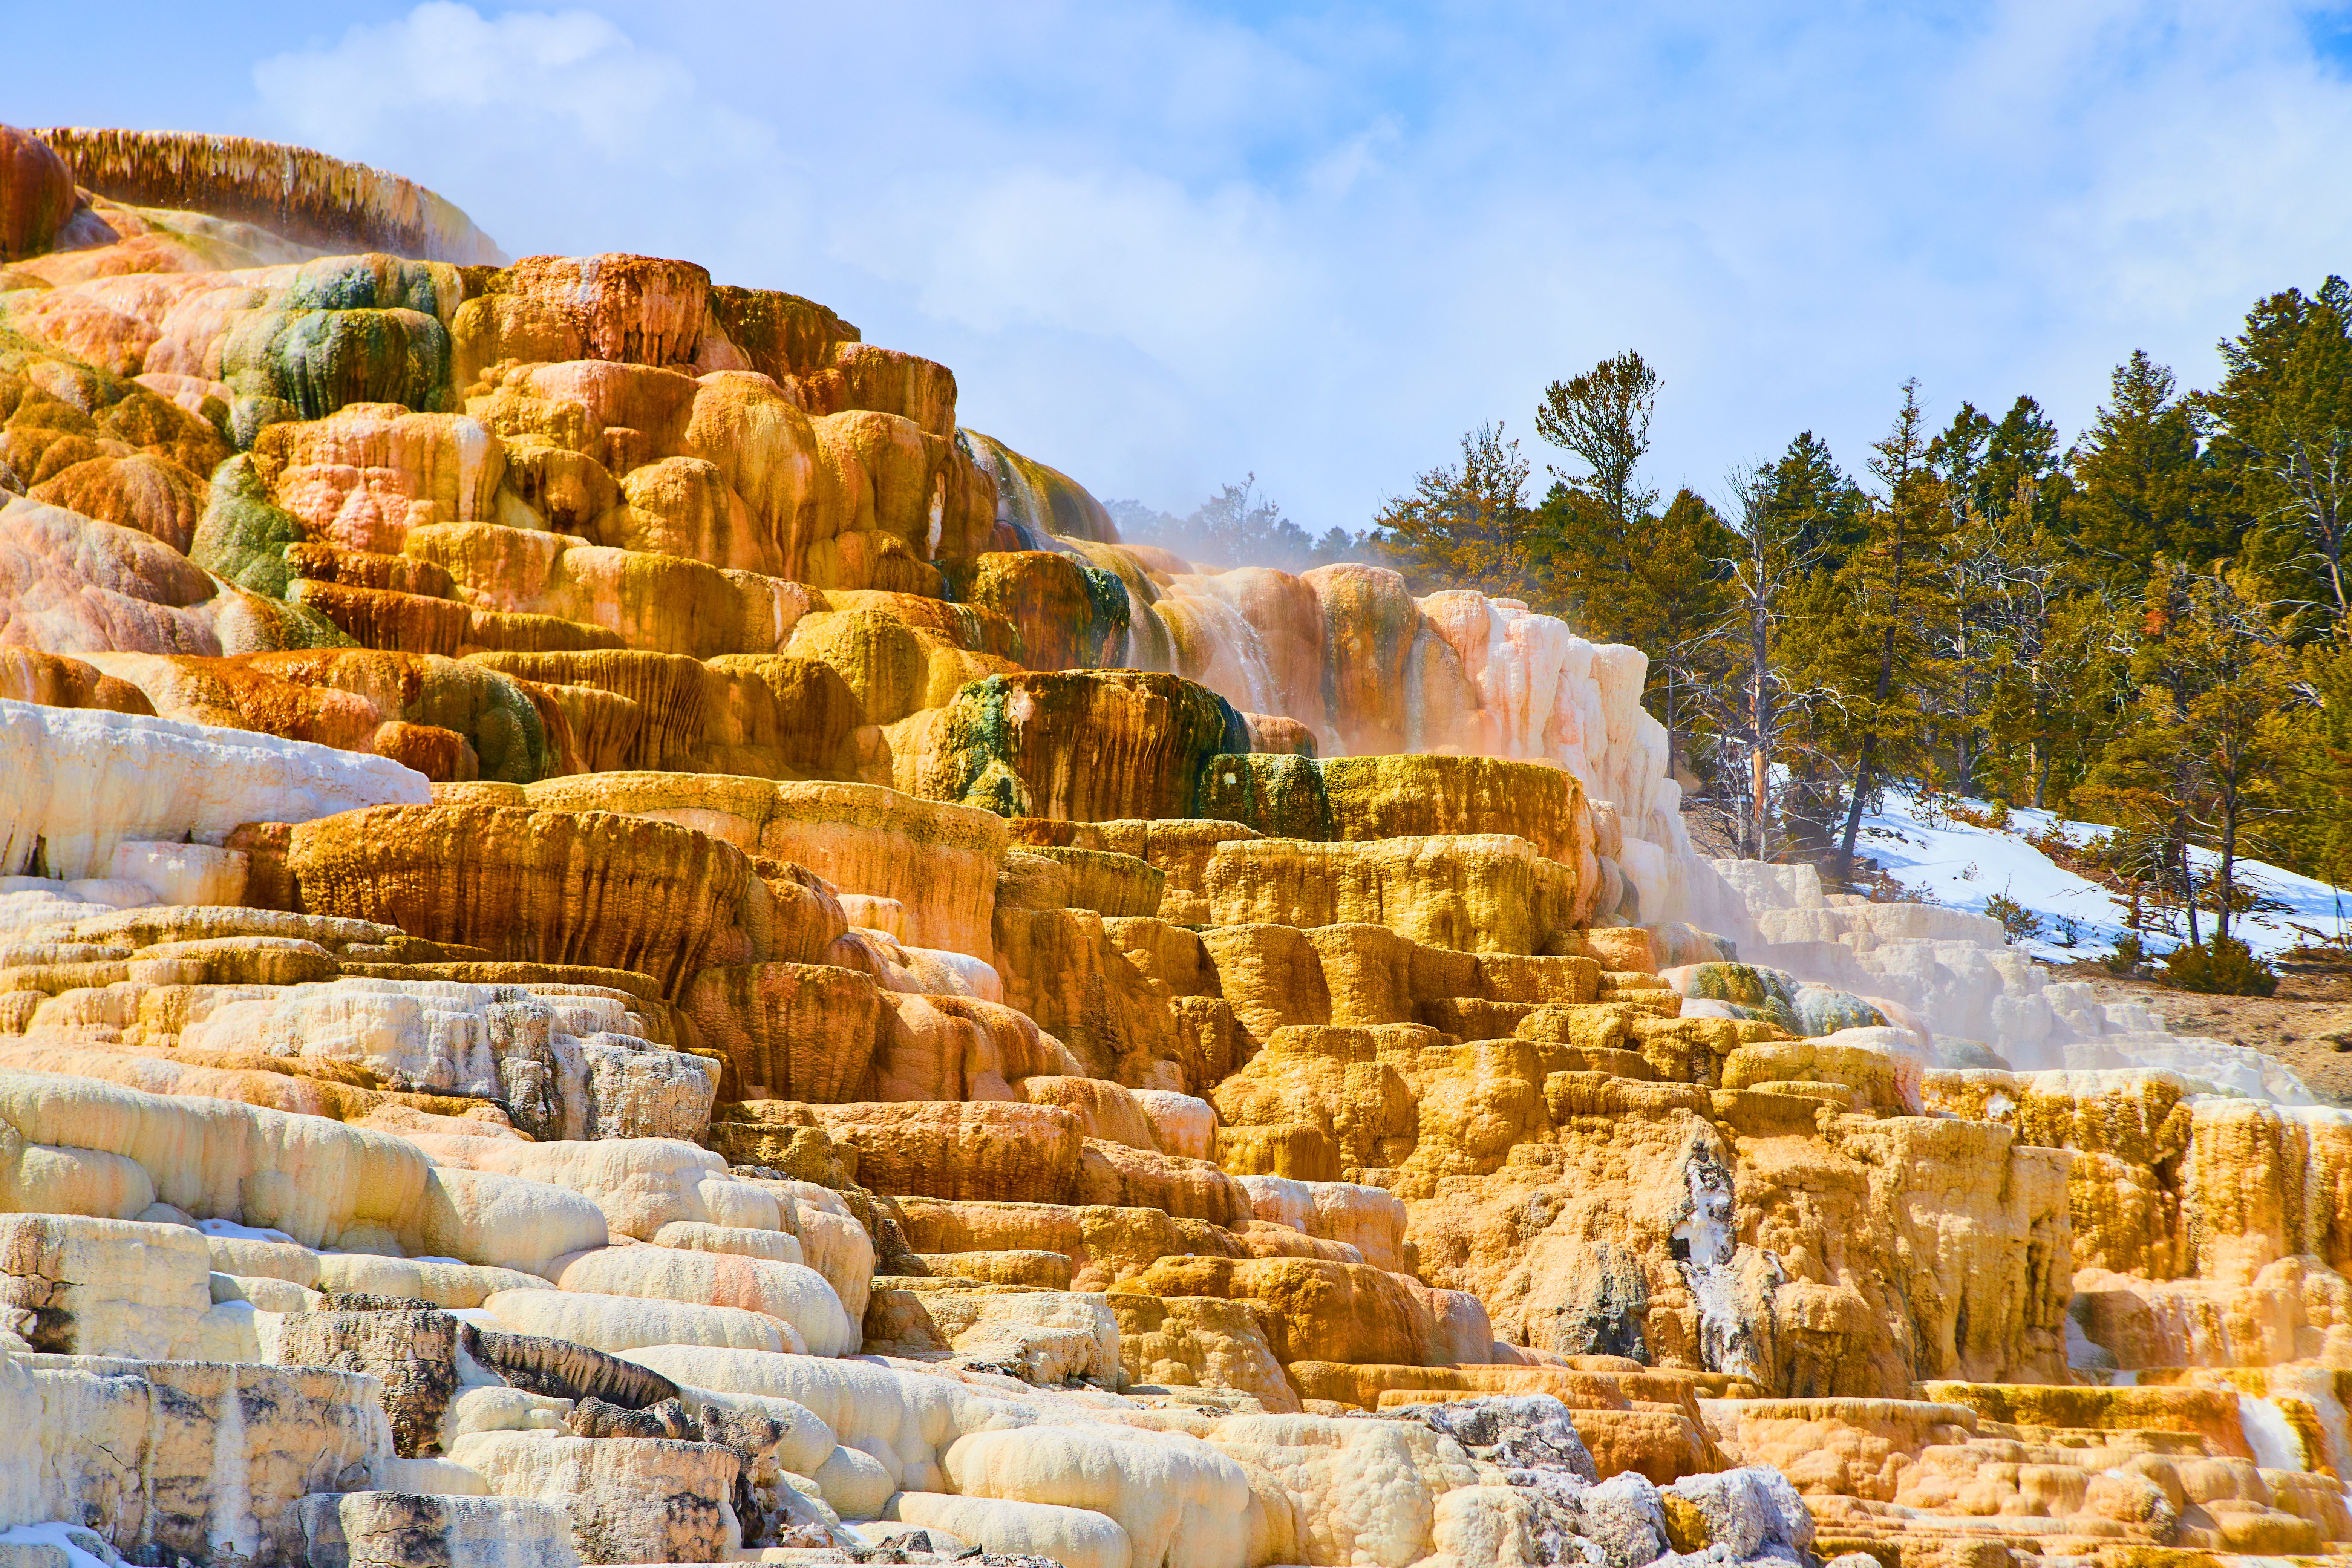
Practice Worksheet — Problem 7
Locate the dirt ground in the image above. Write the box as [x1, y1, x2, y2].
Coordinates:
[2041, 951, 2352, 1106]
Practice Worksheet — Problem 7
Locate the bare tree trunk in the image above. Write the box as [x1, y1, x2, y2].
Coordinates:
[1750, 602, 1771, 858]
[1834, 618, 1898, 883]
[2180, 833, 2202, 948]
[2216, 783, 2239, 943]
[1836, 733, 1876, 882]
[2029, 671, 2047, 810]
[1749, 740, 1769, 859]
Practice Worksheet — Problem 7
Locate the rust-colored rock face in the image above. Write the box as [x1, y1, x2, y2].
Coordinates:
[502, 254, 710, 367]
[284, 802, 754, 995]
[0, 127, 74, 261]
[8, 115, 2352, 1568]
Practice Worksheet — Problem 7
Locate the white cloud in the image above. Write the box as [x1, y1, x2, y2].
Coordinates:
[827, 165, 1302, 359]
[244, 0, 2352, 528]
[253, 3, 792, 262]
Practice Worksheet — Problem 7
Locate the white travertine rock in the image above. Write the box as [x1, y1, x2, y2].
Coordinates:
[0, 1069, 421, 1239]
[1396, 597, 1686, 915]
[916, 1289, 1123, 1386]
[944, 1424, 1253, 1568]
[179, 979, 710, 1141]
[315, 1253, 556, 1308]
[617, 1347, 969, 1495]
[0, 1072, 605, 1275]
[1665, 1465, 1815, 1557]
[664, 1384, 837, 1478]
[650, 1219, 805, 1267]
[812, 1442, 895, 1519]
[443, 1384, 575, 1443]
[1755, 900, 2011, 954]
[481, 1286, 801, 1355]
[636, 1342, 1243, 1563]
[0, 1352, 392, 1564]
[178, 979, 640, 1095]
[1200, 1413, 1478, 1568]
[1234, 1175, 1409, 1273]
[0, 698, 429, 880]
[297, 1491, 576, 1568]
[419, 1167, 612, 1278]
[0, 1214, 216, 1358]
[1427, 1485, 1546, 1568]
[575, 1038, 716, 1141]
[445, 1431, 742, 1565]
[1695, 852, 2317, 1098]
[892, 1492, 1133, 1568]
[0, 882, 143, 933]
[207, 1232, 322, 1286]
[406, 1135, 783, 1240]
[754, 1180, 874, 1325]
[211, 1269, 322, 1314]
[104, 841, 248, 907]
[554, 1243, 854, 1358]
[1128, 1089, 1216, 1161]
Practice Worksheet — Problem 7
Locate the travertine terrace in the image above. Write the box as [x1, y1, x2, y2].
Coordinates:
[0, 124, 2347, 1568]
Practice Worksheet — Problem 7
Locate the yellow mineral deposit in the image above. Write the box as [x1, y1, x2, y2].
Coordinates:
[0, 118, 2346, 1568]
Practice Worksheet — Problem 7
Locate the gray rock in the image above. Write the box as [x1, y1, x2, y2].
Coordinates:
[298, 1490, 580, 1568]
[274, 1308, 462, 1458]
[1570, 1471, 1672, 1568]
[1934, 1038, 2012, 1072]
[1665, 1467, 1815, 1559]
[461, 1323, 681, 1409]
[1390, 1393, 1601, 1484]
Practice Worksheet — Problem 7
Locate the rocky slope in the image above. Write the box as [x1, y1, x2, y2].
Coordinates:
[0, 122, 2349, 1568]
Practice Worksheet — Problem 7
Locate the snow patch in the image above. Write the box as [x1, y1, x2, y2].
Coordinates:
[0, 1524, 124, 1568]
[1860, 788, 2352, 962]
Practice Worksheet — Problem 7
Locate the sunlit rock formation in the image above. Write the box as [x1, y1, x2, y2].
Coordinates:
[0, 118, 2348, 1568]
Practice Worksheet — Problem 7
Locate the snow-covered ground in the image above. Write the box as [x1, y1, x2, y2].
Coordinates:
[1856, 789, 2352, 963]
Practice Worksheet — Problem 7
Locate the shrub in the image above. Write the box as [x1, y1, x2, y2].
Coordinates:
[2106, 933, 2146, 976]
[1983, 889, 2043, 943]
[2026, 822, 2078, 860]
[2053, 914, 2082, 948]
[2161, 934, 2279, 996]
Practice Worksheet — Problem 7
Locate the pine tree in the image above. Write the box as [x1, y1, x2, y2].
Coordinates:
[2069, 352, 2224, 580]
[1983, 396, 2068, 532]
[1626, 488, 1737, 770]
[1369, 424, 1542, 601]
[1922, 398, 2077, 801]
[2212, 279, 2352, 631]
[1536, 351, 1662, 538]
[1531, 350, 1666, 632]
[1748, 434, 1865, 845]
[1528, 352, 1738, 769]
[1759, 432, 1867, 567]
[2080, 564, 2303, 942]
[2285, 635, 2352, 896]
[1824, 380, 1951, 882]
[1954, 479, 2102, 807]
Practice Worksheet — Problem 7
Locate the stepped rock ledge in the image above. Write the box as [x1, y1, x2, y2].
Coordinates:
[0, 121, 2341, 1568]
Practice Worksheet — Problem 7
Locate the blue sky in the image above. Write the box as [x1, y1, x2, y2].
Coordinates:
[17, 2, 2352, 531]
